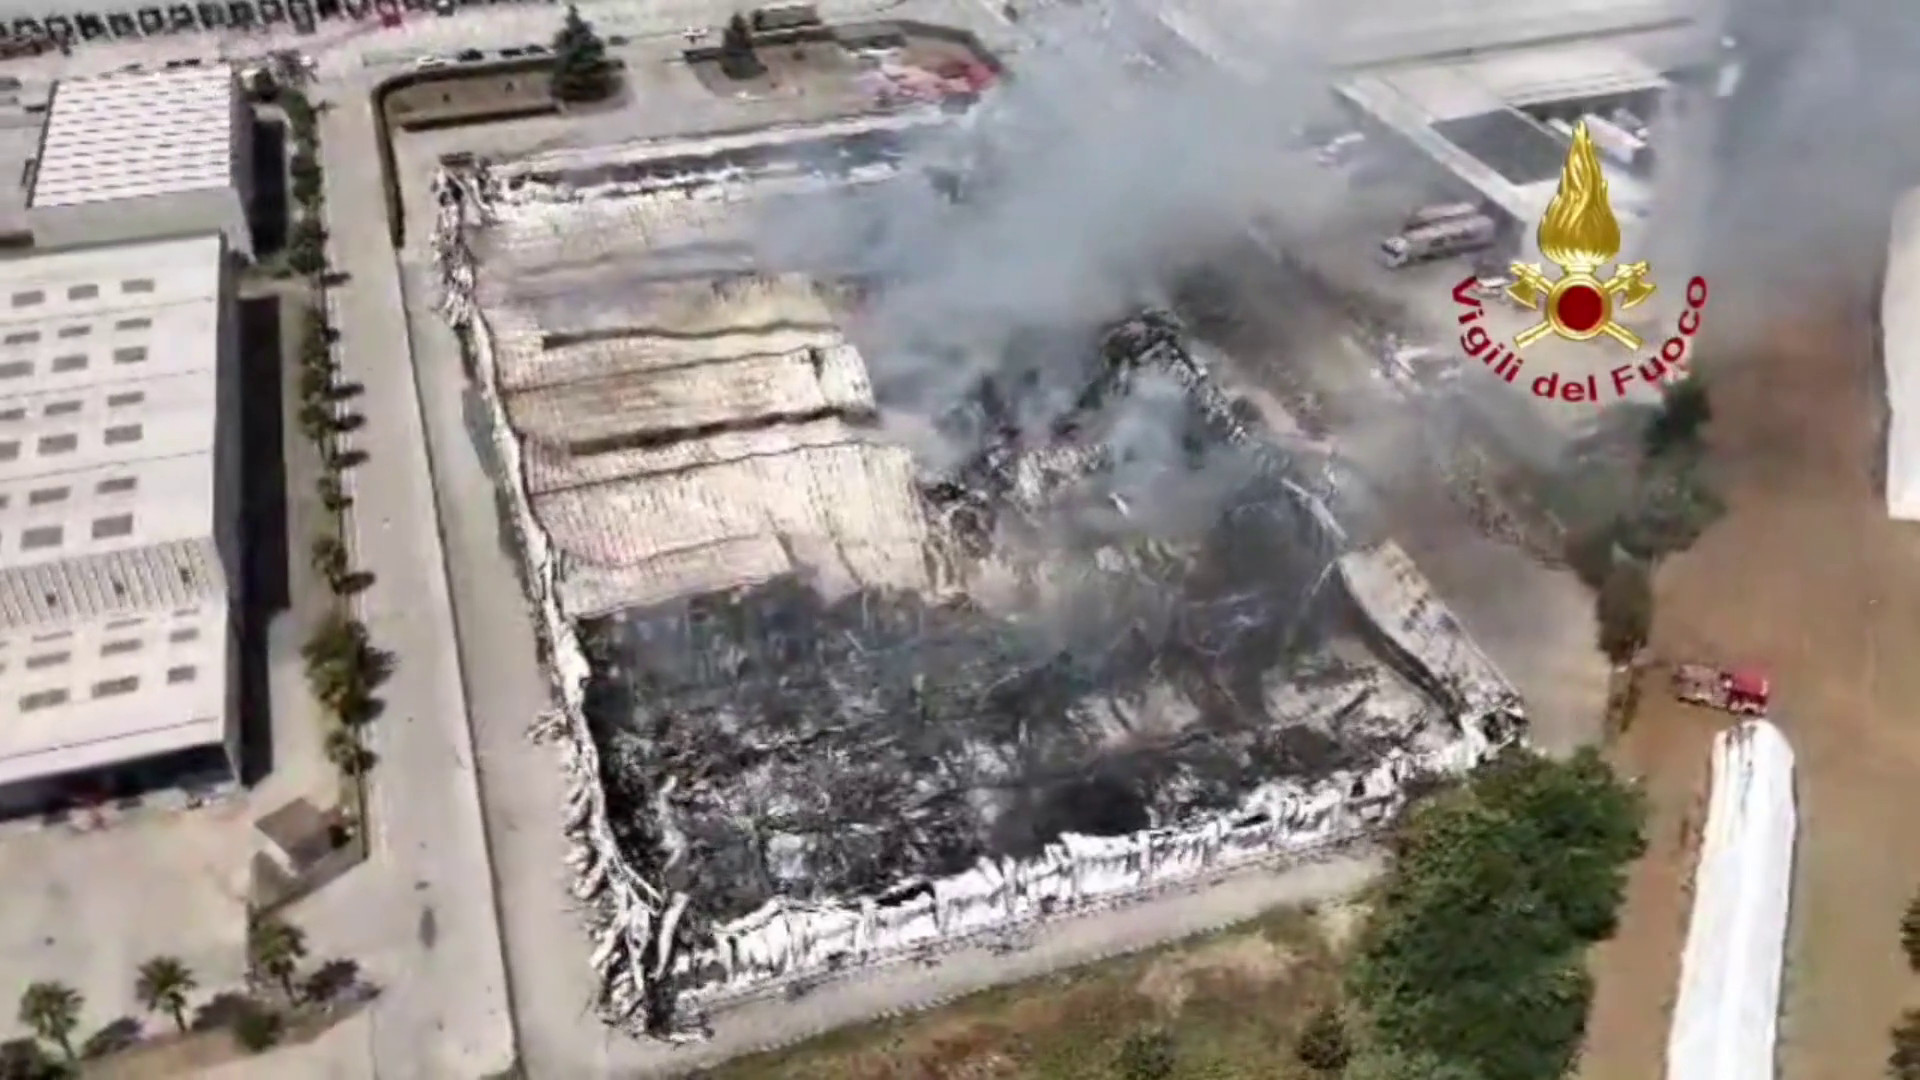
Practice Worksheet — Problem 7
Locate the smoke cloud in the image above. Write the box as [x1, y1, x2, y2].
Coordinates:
[1703, 0, 1920, 309]
[747, 3, 1349, 477]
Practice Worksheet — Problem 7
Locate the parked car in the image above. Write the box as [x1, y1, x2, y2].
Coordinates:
[456, 48, 484, 62]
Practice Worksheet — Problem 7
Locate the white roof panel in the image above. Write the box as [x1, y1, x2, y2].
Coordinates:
[30, 65, 237, 210]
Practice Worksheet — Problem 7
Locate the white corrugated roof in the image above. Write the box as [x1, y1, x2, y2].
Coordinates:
[30, 65, 237, 210]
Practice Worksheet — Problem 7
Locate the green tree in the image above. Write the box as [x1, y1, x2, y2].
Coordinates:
[719, 13, 764, 79]
[16, 984, 80, 1061]
[1615, 458, 1724, 561]
[1904, 890, 1920, 972]
[282, 91, 316, 142]
[133, 956, 197, 1033]
[298, 400, 336, 444]
[1294, 1005, 1352, 1072]
[325, 729, 377, 777]
[310, 534, 349, 591]
[1343, 1049, 1487, 1080]
[550, 6, 615, 103]
[0, 1038, 67, 1080]
[1893, 1009, 1920, 1080]
[247, 915, 309, 1001]
[1643, 375, 1712, 459]
[229, 1000, 284, 1053]
[1595, 560, 1653, 664]
[1112, 1027, 1175, 1080]
[287, 219, 326, 277]
[1348, 749, 1644, 1080]
[291, 169, 323, 208]
[317, 475, 350, 512]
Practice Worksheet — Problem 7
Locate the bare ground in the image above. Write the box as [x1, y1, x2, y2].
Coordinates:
[713, 899, 1348, 1080]
[1580, 282, 1920, 1079]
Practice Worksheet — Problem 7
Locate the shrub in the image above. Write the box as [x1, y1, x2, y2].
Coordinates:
[229, 1002, 283, 1053]
[1295, 1005, 1352, 1071]
[1595, 560, 1654, 664]
[1113, 1027, 1175, 1080]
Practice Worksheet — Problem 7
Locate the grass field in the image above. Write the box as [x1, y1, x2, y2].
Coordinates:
[714, 904, 1357, 1080]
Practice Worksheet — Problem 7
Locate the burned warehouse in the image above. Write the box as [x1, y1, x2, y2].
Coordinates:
[428, 114, 1524, 1035]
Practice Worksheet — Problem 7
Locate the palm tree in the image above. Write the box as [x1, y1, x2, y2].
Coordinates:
[17, 982, 81, 1061]
[134, 956, 198, 1033]
[325, 729, 376, 776]
[247, 915, 309, 1001]
[298, 401, 336, 445]
[310, 535, 349, 591]
[317, 475, 350, 513]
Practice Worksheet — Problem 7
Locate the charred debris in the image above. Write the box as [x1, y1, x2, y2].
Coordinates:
[579, 309, 1395, 938]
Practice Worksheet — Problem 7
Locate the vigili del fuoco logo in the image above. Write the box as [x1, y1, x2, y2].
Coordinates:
[1451, 121, 1709, 405]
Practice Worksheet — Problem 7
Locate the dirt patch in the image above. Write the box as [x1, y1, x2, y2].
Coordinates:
[715, 906, 1344, 1080]
[1580, 276, 1920, 1080]
[1135, 934, 1298, 1015]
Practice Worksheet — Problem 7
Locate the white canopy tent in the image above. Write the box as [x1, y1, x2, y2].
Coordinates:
[1664, 720, 1797, 1080]
[1883, 189, 1920, 519]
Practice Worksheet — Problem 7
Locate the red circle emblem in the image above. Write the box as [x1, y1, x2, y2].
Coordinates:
[1554, 283, 1607, 334]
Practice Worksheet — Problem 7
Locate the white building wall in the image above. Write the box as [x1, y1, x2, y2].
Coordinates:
[0, 233, 238, 792]
[28, 187, 252, 261]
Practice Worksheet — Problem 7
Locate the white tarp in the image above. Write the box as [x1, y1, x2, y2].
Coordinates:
[1664, 720, 1797, 1080]
[1883, 188, 1920, 519]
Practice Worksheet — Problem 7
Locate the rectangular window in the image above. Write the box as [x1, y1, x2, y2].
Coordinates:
[0, 360, 31, 378]
[25, 650, 68, 669]
[4, 330, 39, 345]
[56, 325, 89, 339]
[111, 346, 147, 365]
[168, 626, 200, 643]
[50, 354, 86, 373]
[103, 424, 141, 445]
[42, 401, 79, 416]
[105, 617, 142, 630]
[92, 676, 138, 698]
[66, 284, 98, 300]
[106, 391, 143, 408]
[96, 476, 136, 495]
[120, 279, 155, 295]
[20, 688, 68, 711]
[0, 407, 21, 421]
[0, 441, 19, 461]
[36, 434, 76, 455]
[27, 486, 67, 505]
[9, 290, 41, 307]
[101, 639, 141, 657]
[90, 514, 133, 539]
[165, 665, 195, 685]
[19, 524, 61, 550]
[114, 317, 151, 332]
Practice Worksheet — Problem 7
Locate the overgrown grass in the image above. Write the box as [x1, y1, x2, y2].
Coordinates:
[715, 906, 1349, 1080]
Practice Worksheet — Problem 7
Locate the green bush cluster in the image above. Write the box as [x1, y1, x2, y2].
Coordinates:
[1346, 750, 1646, 1080]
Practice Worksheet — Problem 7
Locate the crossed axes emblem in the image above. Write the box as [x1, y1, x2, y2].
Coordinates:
[1505, 260, 1657, 351]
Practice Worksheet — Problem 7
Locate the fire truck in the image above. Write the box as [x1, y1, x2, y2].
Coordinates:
[1671, 663, 1771, 716]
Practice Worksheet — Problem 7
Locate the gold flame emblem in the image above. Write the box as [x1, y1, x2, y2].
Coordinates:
[1506, 122, 1656, 350]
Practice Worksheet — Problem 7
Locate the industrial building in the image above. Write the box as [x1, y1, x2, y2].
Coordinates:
[27, 64, 253, 260]
[0, 232, 241, 810]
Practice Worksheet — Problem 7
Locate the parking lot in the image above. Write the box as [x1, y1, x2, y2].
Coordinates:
[0, 802, 253, 1044]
